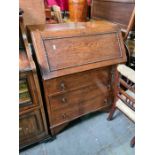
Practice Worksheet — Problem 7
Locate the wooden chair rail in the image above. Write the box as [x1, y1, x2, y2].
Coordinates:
[119, 78, 135, 93]
[117, 93, 135, 111]
[107, 64, 135, 147]
[118, 87, 135, 103]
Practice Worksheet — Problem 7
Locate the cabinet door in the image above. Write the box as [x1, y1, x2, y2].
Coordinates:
[19, 110, 47, 148]
[19, 72, 39, 111]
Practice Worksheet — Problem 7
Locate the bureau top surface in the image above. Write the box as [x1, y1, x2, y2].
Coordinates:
[28, 20, 119, 35]
[29, 21, 126, 80]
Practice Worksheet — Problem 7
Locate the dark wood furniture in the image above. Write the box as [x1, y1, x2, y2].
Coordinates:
[125, 31, 135, 69]
[91, 0, 135, 36]
[107, 64, 135, 147]
[19, 18, 49, 150]
[91, 0, 135, 67]
[28, 21, 126, 135]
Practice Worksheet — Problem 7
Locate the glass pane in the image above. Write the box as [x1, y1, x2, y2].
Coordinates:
[19, 79, 32, 105]
[19, 79, 28, 91]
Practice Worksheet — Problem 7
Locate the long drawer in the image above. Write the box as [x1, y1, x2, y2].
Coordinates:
[45, 67, 111, 95]
[50, 95, 110, 127]
[49, 84, 110, 111]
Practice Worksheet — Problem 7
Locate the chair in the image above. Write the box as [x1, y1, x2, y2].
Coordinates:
[107, 64, 135, 147]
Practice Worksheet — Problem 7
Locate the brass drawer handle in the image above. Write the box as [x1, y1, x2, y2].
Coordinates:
[60, 82, 66, 91]
[62, 114, 66, 119]
[62, 114, 69, 119]
[61, 97, 67, 103]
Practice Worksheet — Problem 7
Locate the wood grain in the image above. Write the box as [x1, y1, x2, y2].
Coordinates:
[28, 21, 126, 80]
[28, 21, 126, 135]
[19, 16, 49, 149]
[45, 67, 110, 95]
[19, 109, 47, 147]
[44, 33, 122, 72]
[19, 0, 46, 26]
[91, 0, 135, 29]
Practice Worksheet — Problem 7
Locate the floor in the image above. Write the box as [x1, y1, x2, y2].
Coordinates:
[20, 110, 135, 155]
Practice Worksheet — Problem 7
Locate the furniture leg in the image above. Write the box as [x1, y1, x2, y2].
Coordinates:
[107, 107, 116, 121]
[130, 136, 135, 147]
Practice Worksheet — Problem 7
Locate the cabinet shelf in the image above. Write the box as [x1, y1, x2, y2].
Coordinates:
[19, 88, 29, 94]
[19, 98, 31, 105]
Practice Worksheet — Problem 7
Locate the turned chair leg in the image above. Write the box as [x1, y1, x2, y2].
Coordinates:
[107, 107, 116, 121]
[130, 136, 135, 147]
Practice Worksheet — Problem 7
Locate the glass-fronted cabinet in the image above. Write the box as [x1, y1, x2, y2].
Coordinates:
[19, 78, 32, 107]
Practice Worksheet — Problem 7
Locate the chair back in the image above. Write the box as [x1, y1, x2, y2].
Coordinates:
[116, 65, 135, 110]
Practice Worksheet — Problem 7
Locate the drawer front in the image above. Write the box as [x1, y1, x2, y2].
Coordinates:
[51, 105, 80, 126]
[43, 33, 122, 72]
[19, 110, 46, 147]
[50, 95, 110, 126]
[49, 84, 110, 110]
[79, 94, 109, 115]
[49, 84, 111, 126]
[45, 67, 111, 95]
[19, 72, 39, 111]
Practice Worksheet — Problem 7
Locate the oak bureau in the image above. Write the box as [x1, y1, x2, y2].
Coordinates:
[28, 21, 126, 135]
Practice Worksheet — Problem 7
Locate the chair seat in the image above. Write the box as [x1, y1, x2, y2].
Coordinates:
[116, 99, 135, 122]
